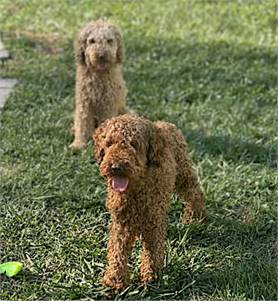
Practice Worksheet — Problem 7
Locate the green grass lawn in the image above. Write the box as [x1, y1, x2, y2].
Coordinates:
[0, 0, 277, 300]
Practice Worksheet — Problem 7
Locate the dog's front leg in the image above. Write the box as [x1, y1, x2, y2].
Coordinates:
[103, 220, 135, 292]
[70, 80, 95, 149]
[140, 220, 167, 283]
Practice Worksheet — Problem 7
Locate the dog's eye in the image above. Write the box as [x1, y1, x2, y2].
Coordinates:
[106, 140, 113, 147]
[98, 148, 105, 163]
[130, 141, 138, 150]
[107, 39, 113, 44]
[88, 38, 95, 44]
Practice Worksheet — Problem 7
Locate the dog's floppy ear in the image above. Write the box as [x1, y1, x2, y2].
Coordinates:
[147, 124, 166, 167]
[74, 30, 87, 66]
[111, 25, 125, 64]
[93, 121, 109, 164]
[93, 122, 105, 145]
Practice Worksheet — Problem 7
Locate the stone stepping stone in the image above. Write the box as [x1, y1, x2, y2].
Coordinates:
[0, 35, 17, 109]
[0, 79, 18, 109]
[0, 37, 10, 61]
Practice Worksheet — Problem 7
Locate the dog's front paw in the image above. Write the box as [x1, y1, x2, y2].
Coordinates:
[103, 271, 128, 293]
[183, 210, 207, 224]
[70, 125, 75, 135]
[69, 140, 86, 150]
[139, 269, 157, 284]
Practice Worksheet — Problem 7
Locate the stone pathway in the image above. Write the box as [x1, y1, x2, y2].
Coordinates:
[0, 37, 10, 61]
[0, 34, 17, 110]
[0, 79, 18, 109]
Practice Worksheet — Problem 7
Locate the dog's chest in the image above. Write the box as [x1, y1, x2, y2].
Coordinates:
[89, 77, 124, 107]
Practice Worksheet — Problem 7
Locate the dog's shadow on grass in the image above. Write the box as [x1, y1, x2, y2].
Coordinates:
[124, 36, 276, 169]
[125, 36, 276, 108]
[186, 129, 277, 168]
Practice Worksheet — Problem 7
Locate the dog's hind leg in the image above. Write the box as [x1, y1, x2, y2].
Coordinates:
[175, 158, 206, 224]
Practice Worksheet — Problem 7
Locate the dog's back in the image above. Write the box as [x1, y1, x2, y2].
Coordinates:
[154, 121, 189, 164]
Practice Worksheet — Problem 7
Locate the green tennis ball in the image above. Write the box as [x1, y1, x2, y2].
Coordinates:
[0, 262, 23, 277]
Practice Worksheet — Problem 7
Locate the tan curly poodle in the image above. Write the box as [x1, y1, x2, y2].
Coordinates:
[70, 19, 130, 150]
[93, 114, 206, 292]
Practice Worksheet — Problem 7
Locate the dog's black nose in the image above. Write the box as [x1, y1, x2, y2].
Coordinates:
[97, 53, 106, 62]
[110, 163, 126, 174]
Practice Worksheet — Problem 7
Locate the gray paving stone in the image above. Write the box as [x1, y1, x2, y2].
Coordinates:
[0, 79, 18, 88]
[0, 89, 13, 108]
[0, 37, 17, 110]
[0, 49, 10, 60]
[0, 39, 4, 50]
[0, 36, 10, 60]
[0, 79, 18, 109]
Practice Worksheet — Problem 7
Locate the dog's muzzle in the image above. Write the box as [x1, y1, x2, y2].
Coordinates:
[108, 162, 129, 193]
[110, 163, 127, 176]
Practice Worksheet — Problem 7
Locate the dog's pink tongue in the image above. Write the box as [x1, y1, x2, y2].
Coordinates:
[96, 63, 108, 72]
[112, 177, 129, 192]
